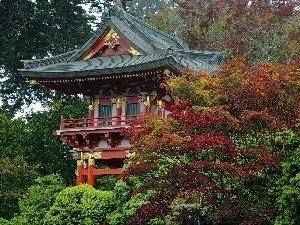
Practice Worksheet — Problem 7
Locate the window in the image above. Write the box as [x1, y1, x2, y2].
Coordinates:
[99, 105, 111, 126]
[126, 103, 138, 117]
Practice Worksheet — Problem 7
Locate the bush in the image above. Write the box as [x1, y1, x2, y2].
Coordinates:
[44, 184, 114, 225]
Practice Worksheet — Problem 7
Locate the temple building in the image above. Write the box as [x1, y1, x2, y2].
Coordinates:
[19, 6, 224, 187]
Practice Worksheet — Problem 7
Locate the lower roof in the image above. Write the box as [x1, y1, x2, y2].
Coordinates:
[19, 52, 222, 79]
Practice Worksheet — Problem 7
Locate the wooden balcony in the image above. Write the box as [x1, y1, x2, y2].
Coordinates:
[54, 115, 140, 148]
[58, 115, 139, 131]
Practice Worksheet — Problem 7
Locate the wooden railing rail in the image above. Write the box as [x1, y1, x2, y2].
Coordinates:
[60, 115, 139, 130]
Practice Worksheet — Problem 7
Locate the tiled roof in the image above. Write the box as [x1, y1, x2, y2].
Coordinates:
[20, 54, 182, 77]
[19, 6, 224, 79]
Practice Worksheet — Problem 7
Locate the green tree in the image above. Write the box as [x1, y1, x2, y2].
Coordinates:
[0, 114, 26, 158]
[8, 174, 66, 225]
[143, 5, 185, 36]
[106, 180, 155, 225]
[0, 157, 39, 220]
[0, 114, 39, 219]
[44, 184, 114, 225]
[0, 0, 94, 114]
[274, 134, 300, 225]
[22, 97, 87, 185]
[275, 172, 300, 225]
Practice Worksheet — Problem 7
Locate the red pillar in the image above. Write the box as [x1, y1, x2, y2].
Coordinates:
[76, 159, 84, 185]
[145, 105, 150, 115]
[88, 104, 94, 127]
[157, 99, 164, 117]
[144, 96, 151, 115]
[116, 107, 122, 125]
[87, 154, 95, 187]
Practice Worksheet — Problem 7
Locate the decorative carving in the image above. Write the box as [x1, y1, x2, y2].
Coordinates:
[93, 152, 102, 159]
[88, 158, 95, 166]
[30, 79, 38, 85]
[111, 97, 126, 108]
[77, 159, 84, 166]
[139, 94, 155, 107]
[104, 28, 119, 42]
[167, 48, 173, 55]
[88, 104, 94, 110]
[88, 99, 99, 110]
[87, 152, 98, 166]
[163, 69, 170, 75]
[129, 46, 141, 55]
[106, 38, 118, 49]
[82, 51, 94, 60]
[157, 99, 165, 110]
[80, 152, 102, 167]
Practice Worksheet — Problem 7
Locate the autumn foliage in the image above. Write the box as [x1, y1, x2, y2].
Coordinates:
[120, 56, 300, 224]
[173, 0, 300, 64]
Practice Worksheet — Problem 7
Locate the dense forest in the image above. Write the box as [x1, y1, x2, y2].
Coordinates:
[0, 0, 299, 224]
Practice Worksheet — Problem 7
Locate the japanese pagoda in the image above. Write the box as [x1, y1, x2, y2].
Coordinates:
[19, 6, 224, 187]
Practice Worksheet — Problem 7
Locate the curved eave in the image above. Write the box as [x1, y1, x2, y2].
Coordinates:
[21, 50, 78, 69]
[19, 55, 183, 80]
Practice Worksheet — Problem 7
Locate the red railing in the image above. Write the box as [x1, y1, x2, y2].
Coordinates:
[59, 115, 138, 130]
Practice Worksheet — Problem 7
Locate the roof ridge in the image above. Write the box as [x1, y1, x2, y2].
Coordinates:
[123, 11, 188, 49]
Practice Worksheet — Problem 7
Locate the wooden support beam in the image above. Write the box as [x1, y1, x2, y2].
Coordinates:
[82, 168, 122, 176]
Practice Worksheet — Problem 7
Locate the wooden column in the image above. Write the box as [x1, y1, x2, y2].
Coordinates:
[116, 107, 122, 125]
[88, 104, 94, 127]
[76, 158, 84, 185]
[157, 99, 164, 117]
[87, 153, 95, 187]
[144, 95, 151, 115]
[112, 97, 125, 125]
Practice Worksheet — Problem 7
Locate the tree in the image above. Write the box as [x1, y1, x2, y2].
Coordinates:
[0, 114, 27, 158]
[0, 157, 39, 220]
[174, 0, 300, 64]
[22, 97, 87, 185]
[0, 114, 39, 219]
[126, 0, 169, 18]
[106, 180, 155, 225]
[0, 0, 94, 114]
[274, 130, 300, 225]
[8, 174, 66, 225]
[120, 57, 300, 224]
[121, 112, 277, 224]
[143, 5, 185, 36]
[44, 184, 114, 225]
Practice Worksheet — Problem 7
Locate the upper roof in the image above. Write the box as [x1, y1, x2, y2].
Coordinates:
[19, 5, 224, 94]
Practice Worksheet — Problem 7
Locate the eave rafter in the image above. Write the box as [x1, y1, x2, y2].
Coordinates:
[29, 67, 176, 95]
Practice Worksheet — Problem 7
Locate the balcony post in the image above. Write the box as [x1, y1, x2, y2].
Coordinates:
[88, 104, 94, 127]
[111, 97, 126, 125]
